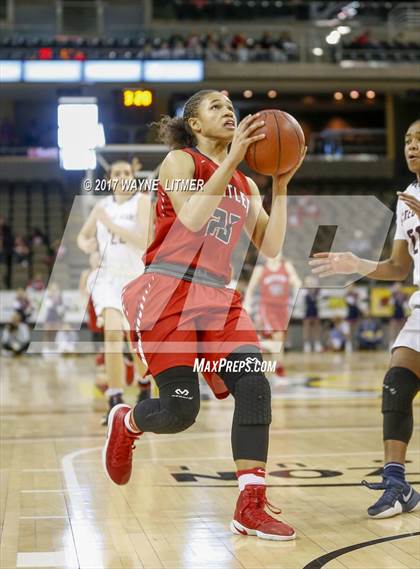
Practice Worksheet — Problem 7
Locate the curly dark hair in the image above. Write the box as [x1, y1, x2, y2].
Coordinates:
[155, 90, 217, 149]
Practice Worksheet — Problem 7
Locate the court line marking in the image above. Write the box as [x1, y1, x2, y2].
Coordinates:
[302, 532, 420, 569]
[2, 425, 419, 444]
[157, 482, 420, 488]
[16, 550, 77, 568]
[20, 489, 82, 493]
[21, 468, 62, 472]
[60, 447, 102, 568]
[73, 449, 420, 462]
[3, 450, 420, 474]
[2, 449, 419, 472]
[61, 446, 101, 492]
[20, 516, 68, 520]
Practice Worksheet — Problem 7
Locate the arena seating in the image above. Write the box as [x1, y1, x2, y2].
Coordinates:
[341, 41, 420, 63]
[0, 181, 70, 288]
[1, 32, 418, 63]
[0, 32, 299, 62]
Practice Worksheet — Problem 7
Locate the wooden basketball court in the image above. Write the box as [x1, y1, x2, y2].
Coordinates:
[1, 351, 419, 568]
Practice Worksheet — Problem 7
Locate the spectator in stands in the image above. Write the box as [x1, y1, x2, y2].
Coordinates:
[50, 239, 67, 262]
[301, 276, 322, 353]
[1, 312, 30, 356]
[186, 34, 204, 58]
[29, 227, 48, 248]
[171, 38, 187, 58]
[152, 40, 171, 59]
[268, 40, 287, 62]
[0, 118, 16, 147]
[55, 324, 78, 354]
[43, 282, 64, 325]
[27, 273, 46, 293]
[13, 235, 30, 266]
[234, 36, 250, 62]
[204, 37, 220, 61]
[352, 30, 371, 47]
[389, 283, 407, 348]
[356, 310, 383, 350]
[278, 31, 298, 58]
[345, 284, 362, 352]
[0, 216, 13, 287]
[327, 317, 350, 352]
[13, 288, 32, 323]
[42, 282, 65, 354]
[25, 118, 42, 147]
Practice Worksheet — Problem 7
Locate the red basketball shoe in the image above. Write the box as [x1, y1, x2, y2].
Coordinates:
[231, 485, 296, 541]
[275, 364, 285, 377]
[102, 404, 142, 485]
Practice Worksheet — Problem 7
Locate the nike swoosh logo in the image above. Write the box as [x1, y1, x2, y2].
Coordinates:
[233, 522, 248, 535]
[403, 489, 412, 502]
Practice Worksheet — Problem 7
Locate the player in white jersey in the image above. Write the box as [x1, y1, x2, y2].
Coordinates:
[310, 119, 420, 519]
[77, 160, 153, 424]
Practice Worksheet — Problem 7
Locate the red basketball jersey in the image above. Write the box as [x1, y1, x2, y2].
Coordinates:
[260, 261, 289, 306]
[144, 147, 251, 283]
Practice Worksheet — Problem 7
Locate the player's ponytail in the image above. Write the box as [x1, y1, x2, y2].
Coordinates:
[155, 89, 216, 149]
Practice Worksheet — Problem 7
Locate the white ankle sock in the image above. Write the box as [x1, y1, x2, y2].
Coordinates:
[105, 388, 123, 398]
[124, 411, 141, 434]
[237, 467, 266, 491]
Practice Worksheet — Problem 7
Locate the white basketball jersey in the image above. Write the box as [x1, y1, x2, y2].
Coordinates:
[96, 193, 144, 278]
[394, 181, 420, 306]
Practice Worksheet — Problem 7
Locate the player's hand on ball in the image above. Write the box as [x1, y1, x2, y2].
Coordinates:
[309, 251, 360, 278]
[273, 146, 307, 192]
[397, 192, 420, 217]
[228, 114, 266, 167]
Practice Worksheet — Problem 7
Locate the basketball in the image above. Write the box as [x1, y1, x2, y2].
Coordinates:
[245, 109, 305, 175]
[3, 1, 420, 563]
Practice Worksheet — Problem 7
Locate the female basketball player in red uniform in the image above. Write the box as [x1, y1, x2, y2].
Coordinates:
[310, 119, 420, 519]
[244, 253, 301, 377]
[104, 90, 305, 540]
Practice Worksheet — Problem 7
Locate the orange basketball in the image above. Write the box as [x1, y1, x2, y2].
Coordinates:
[245, 109, 305, 175]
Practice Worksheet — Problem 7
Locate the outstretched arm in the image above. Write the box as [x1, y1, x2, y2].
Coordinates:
[309, 239, 412, 281]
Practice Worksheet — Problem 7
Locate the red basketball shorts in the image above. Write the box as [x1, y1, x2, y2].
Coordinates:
[122, 273, 260, 399]
[259, 302, 290, 333]
[87, 297, 103, 333]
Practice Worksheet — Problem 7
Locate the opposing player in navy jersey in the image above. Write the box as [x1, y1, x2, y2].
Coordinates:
[310, 119, 420, 518]
[103, 90, 306, 540]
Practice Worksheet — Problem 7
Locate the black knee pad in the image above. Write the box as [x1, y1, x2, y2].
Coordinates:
[219, 345, 264, 394]
[234, 374, 272, 425]
[219, 347, 271, 425]
[134, 366, 200, 434]
[156, 366, 200, 431]
[382, 367, 419, 414]
[382, 367, 419, 444]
